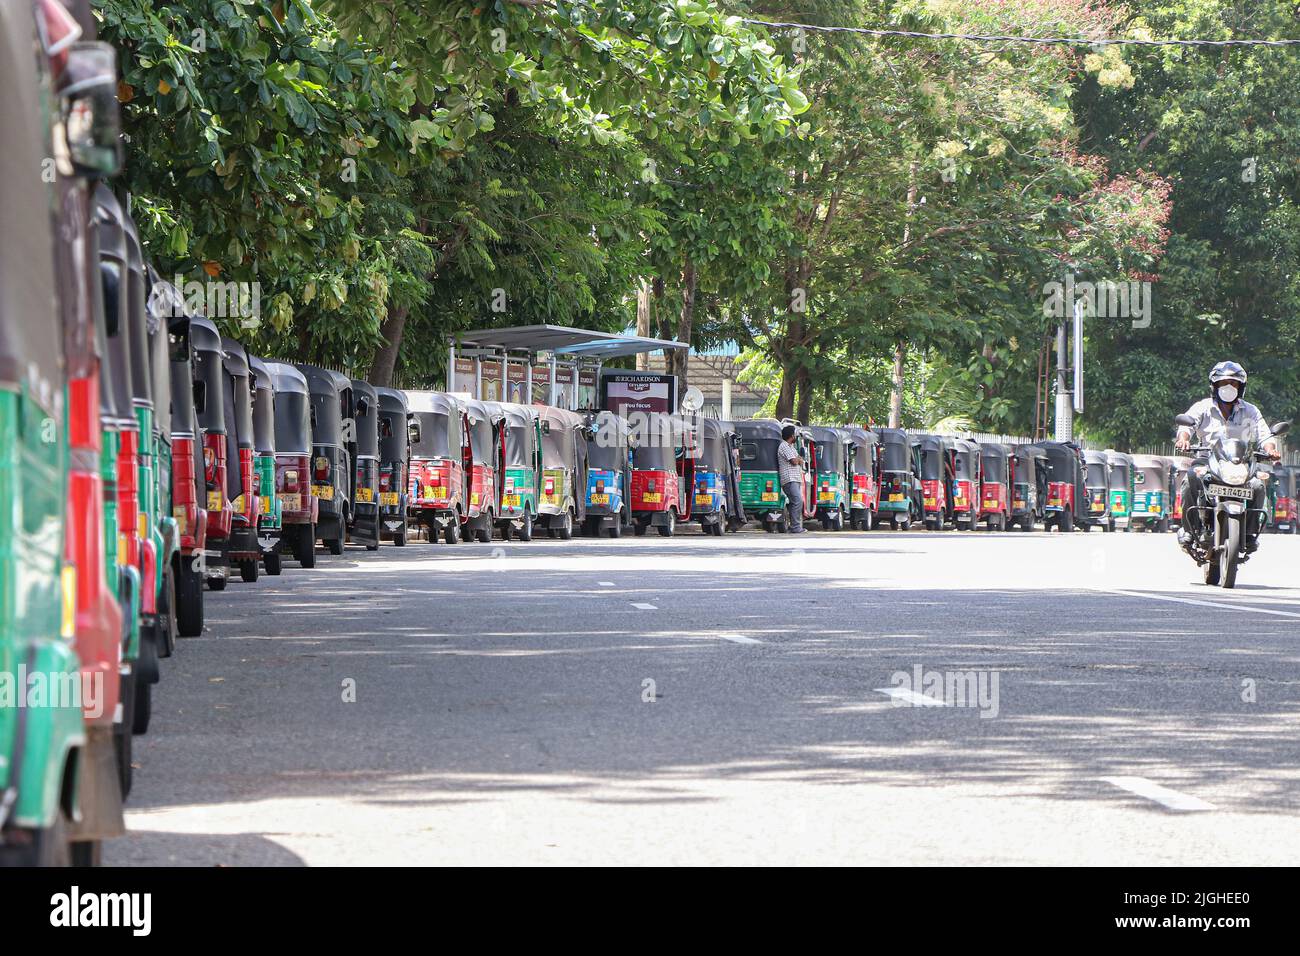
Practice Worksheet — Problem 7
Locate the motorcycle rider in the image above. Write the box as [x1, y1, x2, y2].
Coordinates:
[1175, 361, 1279, 555]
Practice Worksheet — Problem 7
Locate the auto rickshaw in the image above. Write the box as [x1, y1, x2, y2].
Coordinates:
[1080, 449, 1113, 532]
[405, 390, 466, 543]
[978, 443, 1011, 531]
[222, 338, 262, 579]
[693, 418, 743, 535]
[348, 378, 381, 550]
[189, 314, 232, 591]
[484, 401, 539, 540]
[842, 427, 879, 530]
[536, 405, 590, 539]
[248, 356, 283, 571]
[1041, 440, 1087, 532]
[877, 427, 919, 530]
[1106, 450, 1134, 531]
[298, 364, 351, 554]
[1010, 443, 1048, 531]
[264, 362, 317, 565]
[808, 425, 852, 531]
[918, 434, 954, 531]
[735, 419, 788, 531]
[1269, 465, 1296, 534]
[1130, 454, 1173, 532]
[950, 438, 982, 530]
[376, 387, 411, 545]
[584, 409, 634, 538]
[458, 398, 505, 542]
[1169, 455, 1194, 529]
[631, 412, 696, 536]
[94, 186, 147, 792]
[0, 0, 108, 863]
[154, 285, 207, 637]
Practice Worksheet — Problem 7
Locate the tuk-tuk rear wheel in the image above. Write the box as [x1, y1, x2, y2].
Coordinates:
[518, 512, 533, 541]
[297, 526, 317, 567]
[264, 549, 283, 575]
[658, 510, 676, 537]
[327, 536, 344, 555]
[476, 526, 491, 543]
[558, 510, 574, 541]
[445, 520, 461, 544]
[239, 559, 259, 583]
[175, 558, 204, 637]
[607, 520, 622, 539]
[207, 573, 227, 592]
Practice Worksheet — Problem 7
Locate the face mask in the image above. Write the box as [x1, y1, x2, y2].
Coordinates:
[1216, 384, 1239, 404]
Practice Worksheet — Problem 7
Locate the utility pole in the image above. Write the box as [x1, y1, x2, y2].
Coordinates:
[1054, 297, 1083, 441]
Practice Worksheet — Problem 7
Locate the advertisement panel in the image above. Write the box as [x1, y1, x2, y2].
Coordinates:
[601, 371, 676, 416]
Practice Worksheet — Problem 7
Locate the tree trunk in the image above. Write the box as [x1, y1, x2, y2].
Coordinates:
[368, 304, 409, 387]
[775, 362, 798, 420]
[795, 365, 813, 424]
[671, 260, 696, 396]
[890, 339, 906, 428]
[635, 278, 651, 371]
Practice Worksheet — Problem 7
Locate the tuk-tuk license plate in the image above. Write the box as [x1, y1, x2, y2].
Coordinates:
[589, 493, 608, 505]
[695, 494, 713, 506]
[379, 492, 399, 506]
[889, 494, 904, 502]
[642, 492, 662, 503]
[983, 500, 997, 510]
[1207, 483, 1252, 500]
[923, 497, 937, 508]
[207, 491, 222, 511]
[503, 494, 521, 507]
[818, 492, 835, 502]
[357, 488, 374, 503]
[260, 495, 274, 514]
[233, 495, 246, 513]
[313, 484, 334, 501]
[1091, 502, 1105, 511]
[761, 493, 778, 502]
[278, 493, 301, 511]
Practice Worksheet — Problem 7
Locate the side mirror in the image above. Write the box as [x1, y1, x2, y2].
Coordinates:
[1271, 420, 1290, 436]
[59, 43, 122, 178]
[407, 420, 421, 444]
[1174, 413, 1196, 428]
[541, 420, 551, 435]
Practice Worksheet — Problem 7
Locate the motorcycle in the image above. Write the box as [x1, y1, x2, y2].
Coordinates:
[1175, 413, 1290, 588]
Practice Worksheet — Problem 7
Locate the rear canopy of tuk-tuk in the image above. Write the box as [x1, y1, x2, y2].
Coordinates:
[1083, 449, 1110, 488]
[265, 361, 310, 455]
[297, 363, 346, 447]
[248, 355, 276, 455]
[586, 409, 631, 471]
[877, 428, 913, 473]
[734, 419, 784, 471]
[634, 411, 689, 471]
[350, 379, 380, 458]
[222, 337, 254, 450]
[980, 443, 1010, 483]
[188, 315, 225, 435]
[461, 397, 503, 465]
[404, 390, 461, 459]
[485, 402, 537, 469]
[1012, 443, 1046, 484]
[807, 426, 847, 474]
[376, 387, 410, 464]
[697, 418, 735, 472]
[122, 211, 152, 412]
[93, 185, 136, 429]
[539, 405, 586, 469]
[1106, 451, 1134, 484]
[952, 439, 980, 479]
[918, 434, 951, 480]
[842, 428, 878, 476]
[1132, 455, 1170, 491]
[147, 273, 186, 439]
[0, 40, 62, 419]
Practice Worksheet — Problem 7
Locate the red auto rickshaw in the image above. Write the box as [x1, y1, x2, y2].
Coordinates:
[189, 315, 233, 588]
[844, 427, 880, 530]
[631, 412, 697, 537]
[978, 442, 1011, 531]
[459, 398, 505, 543]
[405, 390, 467, 543]
[221, 337, 261, 581]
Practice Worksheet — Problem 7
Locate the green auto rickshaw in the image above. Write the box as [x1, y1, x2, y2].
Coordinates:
[1130, 454, 1173, 532]
[809, 425, 852, 531]
[1106, 450, 1134, 531]
[249, 355, 283, 573]
[877, 428, 920, 530]
[1081, 449, 1114, 532]
[488, 401, 541, 541]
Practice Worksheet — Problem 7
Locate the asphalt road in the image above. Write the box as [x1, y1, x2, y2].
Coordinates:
[106, 523, 1300, 865]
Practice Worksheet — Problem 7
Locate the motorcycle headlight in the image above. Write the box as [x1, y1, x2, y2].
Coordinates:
[1218, 461, 1249, 485]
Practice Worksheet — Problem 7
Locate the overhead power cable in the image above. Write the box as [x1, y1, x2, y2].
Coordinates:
[736, 18, 1300, 48]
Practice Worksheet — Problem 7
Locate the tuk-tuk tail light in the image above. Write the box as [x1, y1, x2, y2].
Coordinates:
[314, 456, 329, 480]
[204, 446, 216, 480]
[283, 469, 299, 492]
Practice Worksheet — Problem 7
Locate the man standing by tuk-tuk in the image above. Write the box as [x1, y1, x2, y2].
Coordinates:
[779, 424, 806, 534]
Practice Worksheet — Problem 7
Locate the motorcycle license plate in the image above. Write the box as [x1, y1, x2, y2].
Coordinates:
[313, 484, 334, 501]
[761, 492, 778, 502]
[1207, 483, 1252, 500]
[357, 487, 374, 503]
[278, 493, 301, 511]
[504, 494, 522, 507]
[380, 492, 399, 506]
[642, 492, 662, 503]
[207, 491, 222, 511]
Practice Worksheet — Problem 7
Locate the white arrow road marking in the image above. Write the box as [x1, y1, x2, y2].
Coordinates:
[1100, 776, 1216, 812]
[874, 687, 948, 707]
[719, 634, 762, 644]
[631, 603, 658, 610]
[1098, 588, 1300, 619]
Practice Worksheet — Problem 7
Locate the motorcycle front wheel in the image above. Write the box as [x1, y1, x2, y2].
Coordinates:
[1220, 517, 1242, 588]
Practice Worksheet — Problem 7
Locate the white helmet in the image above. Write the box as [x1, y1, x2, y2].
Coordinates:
[1208, 361, 1247, 385]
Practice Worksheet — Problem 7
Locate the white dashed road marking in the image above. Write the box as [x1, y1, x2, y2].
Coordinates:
[1100, 776, 1217, 812]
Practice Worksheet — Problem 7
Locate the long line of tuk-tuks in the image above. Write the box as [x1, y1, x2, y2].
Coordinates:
[6, 0, 1300, 869]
